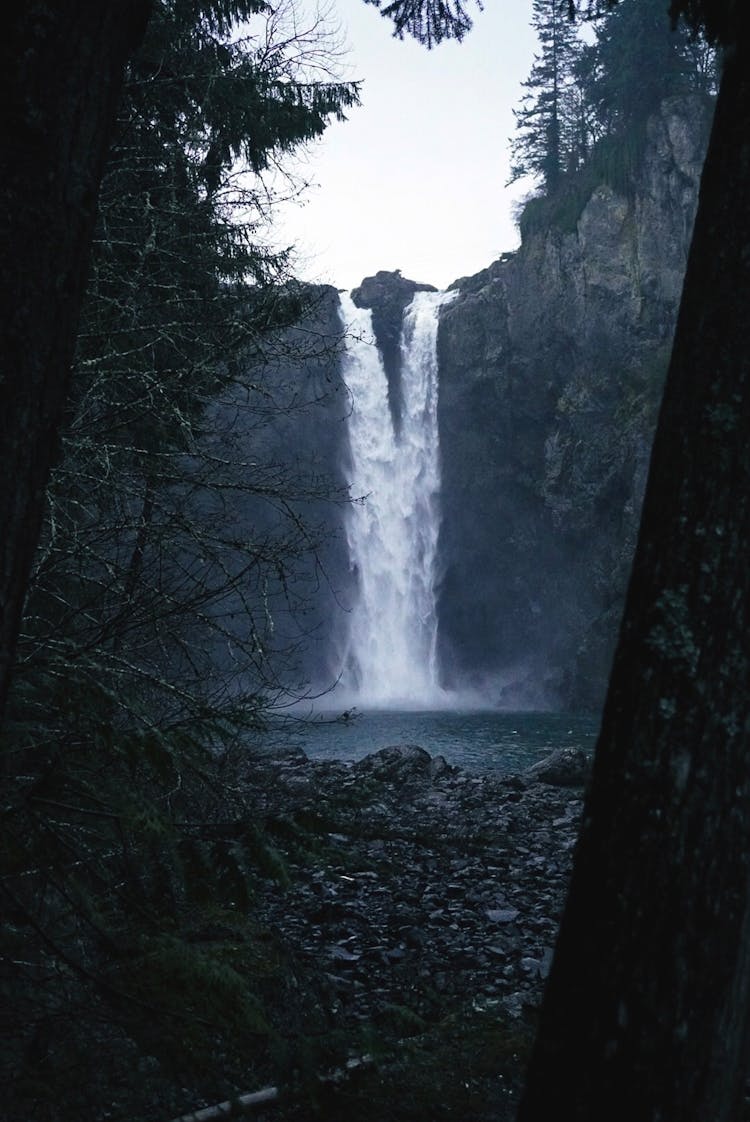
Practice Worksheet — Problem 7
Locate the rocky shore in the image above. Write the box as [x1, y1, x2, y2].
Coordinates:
[239, 742, 590, 1120]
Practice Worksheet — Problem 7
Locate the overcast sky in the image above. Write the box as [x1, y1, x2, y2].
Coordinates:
[268, 0, 539, 292]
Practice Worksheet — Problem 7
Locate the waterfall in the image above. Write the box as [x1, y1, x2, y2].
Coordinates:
[338, 289, 453, 708]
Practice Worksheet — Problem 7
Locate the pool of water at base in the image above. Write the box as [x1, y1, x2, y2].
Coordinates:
[270, 709, 600, 776]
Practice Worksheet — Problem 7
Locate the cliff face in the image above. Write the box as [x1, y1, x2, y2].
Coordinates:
[233, 96, 713, 710]
[436, 94, 714, 708]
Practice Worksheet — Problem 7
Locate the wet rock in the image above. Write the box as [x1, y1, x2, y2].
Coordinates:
[429, 754, 455, 780]
[328, 945, 362, 963]
[525, 746, 591, 787]
[351, 271, 436, 432]
[243, 744, 584, 1033]
[353, 743, 433, 780]
[486, 907, 520, 924]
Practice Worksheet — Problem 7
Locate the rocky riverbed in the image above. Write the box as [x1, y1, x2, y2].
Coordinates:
[237, 741, 590, 1121]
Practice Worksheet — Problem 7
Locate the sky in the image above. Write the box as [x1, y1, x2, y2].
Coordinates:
[267, 0, 539, 292]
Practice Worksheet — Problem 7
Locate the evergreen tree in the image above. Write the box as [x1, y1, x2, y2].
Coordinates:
[588, 0, 715, 139]
[567, 41, 604, 166]
[0, 3, 358, 1116]
[509, 0, 583, 191]
[9, 0, 358, 778]
[509, 0, 718, 203]
[16, 0, 358, 738]
[364, 0, 477, 46]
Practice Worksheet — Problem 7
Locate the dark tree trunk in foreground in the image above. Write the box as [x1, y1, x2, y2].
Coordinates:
[519, 35, 750, 1122]
[0, 2, 150, 728]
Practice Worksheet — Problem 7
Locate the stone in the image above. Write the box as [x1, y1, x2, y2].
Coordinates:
[241, 743, 584, 1063]
[328, 945, 361, 963]
[435, 94, 713, 712]
[353, 743, 432, 780]
[525, 747, 591, 787]
[351, 270, 437, 433]
[486, 907, 520, 924]
[429, 753, 454, 780]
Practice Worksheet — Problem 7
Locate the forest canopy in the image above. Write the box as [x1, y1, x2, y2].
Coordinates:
[509, 0, 717, 198]
[364, 0, 743, 49]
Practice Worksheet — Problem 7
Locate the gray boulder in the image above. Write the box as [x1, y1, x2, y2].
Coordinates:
[525, 747, 591, 787]
[353, 743, 433, 781]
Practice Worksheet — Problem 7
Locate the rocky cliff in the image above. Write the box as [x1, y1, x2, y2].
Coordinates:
[238, 94, 714, 710]
[435, 94, 714, 708]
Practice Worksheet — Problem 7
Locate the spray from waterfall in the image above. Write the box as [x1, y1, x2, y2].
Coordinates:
[338, 289, 454, 708]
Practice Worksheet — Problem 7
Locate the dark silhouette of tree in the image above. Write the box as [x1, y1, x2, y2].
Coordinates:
[363, 0, 615, 45]
[0, 1, 151, 731]
[515, 5, 750, 1118]
[363, 0, 477, 45]
[0, 0, 356, 737]
[509, 0, 583, 190]
[588, 0, 715, 139]
[0, 4, 356, 1116]
[510, 0, 718, 196]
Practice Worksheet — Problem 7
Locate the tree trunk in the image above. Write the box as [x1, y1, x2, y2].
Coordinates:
[518, 34, 750, 1122]
[0, 1, 150, 729]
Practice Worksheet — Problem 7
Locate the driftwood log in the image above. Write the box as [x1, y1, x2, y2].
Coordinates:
[169, 1056, 372, 1122]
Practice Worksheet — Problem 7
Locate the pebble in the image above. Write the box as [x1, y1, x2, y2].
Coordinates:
[242, 742, 587, 1027]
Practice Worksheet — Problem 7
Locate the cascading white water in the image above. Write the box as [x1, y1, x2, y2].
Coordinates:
[338, 289, 453, 707]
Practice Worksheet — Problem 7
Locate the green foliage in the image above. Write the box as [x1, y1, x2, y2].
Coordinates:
[15, 0, 357, 747]
[518, 173, 597, 237]
[298, 1007, 537, 1121]
[587, 125, 648, 194]
[0, 698, 338, 1118]
[366, 0, 658, 49]
[114, 934, 272, 1072]
[517, 121, 660, 238]
[587, 0, 716, 137]
[0, 2, 357, 1118]
[129, 0, 357, 189]
[363, 0, 478, 46]
[668, 0, 743, 46]
[512, 0, 718, 230]
[377, 1002, 429, 1036]
[509, 0, 584, 192]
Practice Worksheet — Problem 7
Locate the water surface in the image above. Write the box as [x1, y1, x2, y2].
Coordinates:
[275, 709, 599, 776]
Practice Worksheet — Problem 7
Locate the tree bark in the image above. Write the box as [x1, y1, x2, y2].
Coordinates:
[0, 1, 150, 729]
[518, 34, 750, 1122]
